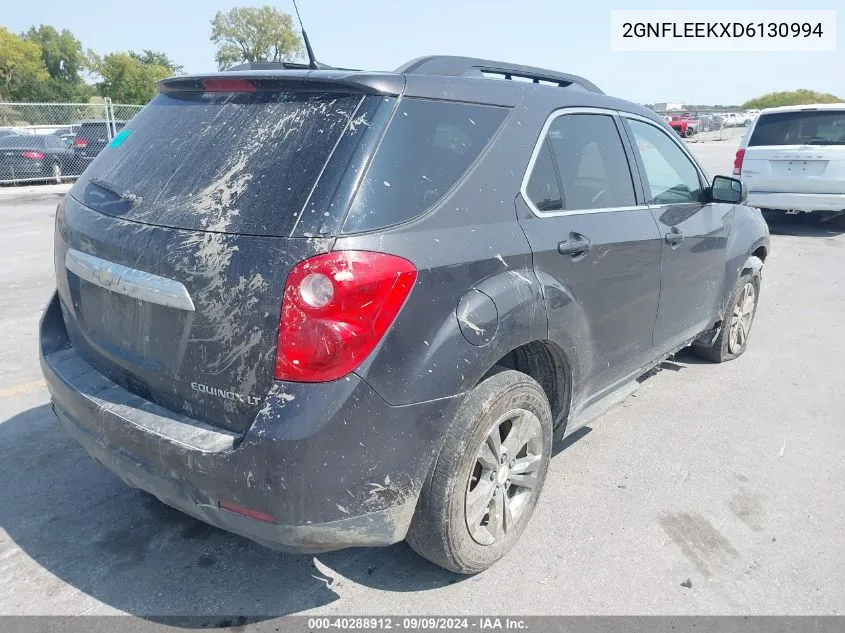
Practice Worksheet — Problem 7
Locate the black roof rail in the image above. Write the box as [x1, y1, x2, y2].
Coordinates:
[227, 61, 337, 71]
[395, 55, 603, 94]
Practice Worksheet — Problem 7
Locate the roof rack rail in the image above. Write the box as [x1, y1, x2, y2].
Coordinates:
[395, 55, 603, 94]
[227, 61, 337, 71]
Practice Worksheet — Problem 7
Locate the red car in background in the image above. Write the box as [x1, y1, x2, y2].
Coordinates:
[665, 115, 696, 138]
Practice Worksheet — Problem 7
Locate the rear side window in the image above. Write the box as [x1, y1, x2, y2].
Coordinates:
[72, 91, 361, 236]
[749, 110, 845, 146]
[341, 98, 507, 234]
[546, 114, 636, 210]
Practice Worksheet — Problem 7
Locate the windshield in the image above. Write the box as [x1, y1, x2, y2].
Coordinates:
[71, 90, 362, 235]
[749, 110, 845, 146]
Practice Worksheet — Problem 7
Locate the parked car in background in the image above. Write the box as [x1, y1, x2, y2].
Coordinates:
[40, 55, 769, 574]
[0, 133, 80, 183]
[698, 114, 723, 132]
[742, 110, 760, 126]
[72, 120, 125, 171]
[668, 115, 695, 137]
[718, 112, 743, 128]
[54, 125, 81, 147]
[735, 103, 845, 221]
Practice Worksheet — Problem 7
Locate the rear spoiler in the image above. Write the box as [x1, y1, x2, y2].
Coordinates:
[157, 71, 405, 96]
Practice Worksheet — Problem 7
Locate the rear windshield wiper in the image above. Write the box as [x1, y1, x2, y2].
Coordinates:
[802, 138, 845, 145]
[88, 178, 143, 206]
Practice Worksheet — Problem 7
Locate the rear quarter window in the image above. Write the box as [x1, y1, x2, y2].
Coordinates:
[341, 98, 508, 234]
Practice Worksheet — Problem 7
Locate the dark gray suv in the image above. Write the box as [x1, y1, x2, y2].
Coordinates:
[39, 56, 769, 574]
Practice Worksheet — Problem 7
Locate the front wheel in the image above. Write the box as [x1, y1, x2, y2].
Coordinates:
[406, 370, 552, 574]
[693, 264, 761, 362]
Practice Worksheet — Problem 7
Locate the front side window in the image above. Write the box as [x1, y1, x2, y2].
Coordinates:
[628, 119, 702, 205]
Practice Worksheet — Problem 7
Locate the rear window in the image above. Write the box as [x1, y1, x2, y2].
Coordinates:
[0, 136, 32, 147]
[749, 110, 845, 146]
[341, 98, 507, 234]
[72, 91, 362, 235]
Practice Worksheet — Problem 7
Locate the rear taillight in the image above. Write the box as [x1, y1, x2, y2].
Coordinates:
[72, 138, 87, 148]
[20, 151, 44, 160]
[275, 251, 417, 383]
[733, 148, 745, 175]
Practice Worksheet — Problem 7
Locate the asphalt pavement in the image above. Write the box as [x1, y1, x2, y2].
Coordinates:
[0, 142, 843, 619]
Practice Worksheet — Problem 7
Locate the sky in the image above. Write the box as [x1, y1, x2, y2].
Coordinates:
[3, 0, 843, 105]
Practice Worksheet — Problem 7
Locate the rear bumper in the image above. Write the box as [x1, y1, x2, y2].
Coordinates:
[39, 293, 461, 553]
[746, 191, 845, 213]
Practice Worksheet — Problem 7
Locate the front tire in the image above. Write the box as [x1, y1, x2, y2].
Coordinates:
[693, 263, 761, 363]
[406, 370, 553, 574]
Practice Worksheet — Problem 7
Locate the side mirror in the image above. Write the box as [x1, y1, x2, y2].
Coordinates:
[710, 175, 747, 204]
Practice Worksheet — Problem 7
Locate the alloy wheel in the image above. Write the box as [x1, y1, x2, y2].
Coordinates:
[465, 408, 544, 546]
[729, 282, 756, 354]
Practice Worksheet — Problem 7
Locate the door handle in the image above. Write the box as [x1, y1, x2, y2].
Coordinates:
[665, 229, 684, 246]
[558, 233, 591, 256]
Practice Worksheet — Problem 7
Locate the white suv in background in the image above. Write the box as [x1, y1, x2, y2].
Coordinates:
[734, 103, 845, 220]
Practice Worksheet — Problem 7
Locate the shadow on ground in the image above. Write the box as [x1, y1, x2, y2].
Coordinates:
[763, 212, 845, 237]
[0, 403, 591, 624]
[0, 405, 460, 624]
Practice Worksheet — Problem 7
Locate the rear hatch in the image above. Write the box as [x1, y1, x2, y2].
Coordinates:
[741, 107, 845, 194]
[56, 81, 389, 433]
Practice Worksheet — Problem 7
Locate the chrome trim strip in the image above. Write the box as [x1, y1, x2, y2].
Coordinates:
[518, 106, 650, 218]
[65, 249, 195, 312]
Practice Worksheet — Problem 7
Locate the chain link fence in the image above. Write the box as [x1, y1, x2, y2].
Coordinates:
[652, 108, 750, 144]
[0, 99, 143, 185]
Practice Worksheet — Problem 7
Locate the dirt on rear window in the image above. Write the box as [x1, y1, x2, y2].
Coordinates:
[72, 91, 363, 236]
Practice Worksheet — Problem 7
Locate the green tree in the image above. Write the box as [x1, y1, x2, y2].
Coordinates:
[210, 5, 303, 70]
[129, 49, 183, 74]
[0, 27, 50, 101]
[88, 52, 171, 104]
[23, 25, 91, 101]
[742, 90, 842, 109]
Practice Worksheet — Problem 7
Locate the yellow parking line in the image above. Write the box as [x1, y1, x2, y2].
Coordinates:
[0, 380, 47, 399]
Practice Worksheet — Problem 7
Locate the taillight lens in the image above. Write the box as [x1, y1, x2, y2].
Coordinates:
[733, 148, 745, 175]
[72, 138, 87, 148]
[202, 78, 256, 92]
[20, 151, 44, 160]
[275, 251, 417, 382]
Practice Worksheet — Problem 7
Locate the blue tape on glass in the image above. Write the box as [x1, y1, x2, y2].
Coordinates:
[108, 129, 131, 148]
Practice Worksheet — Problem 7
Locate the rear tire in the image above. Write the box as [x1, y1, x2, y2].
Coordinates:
[406, 370, 552, 574]
[51, 162, 62, 184]
[693, 263, 761, 363]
